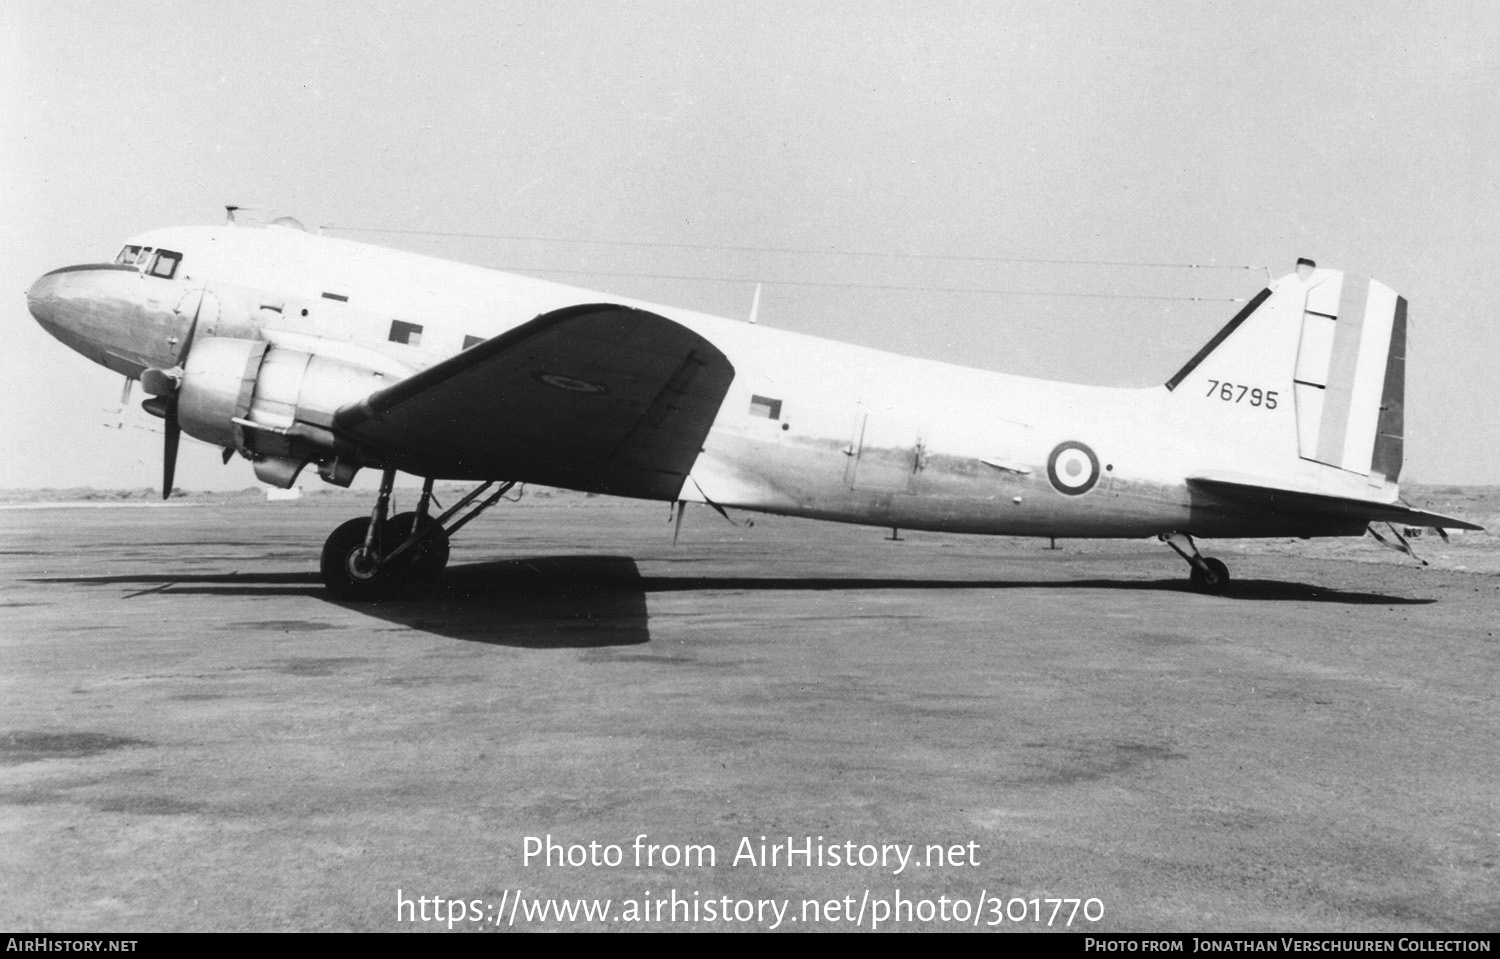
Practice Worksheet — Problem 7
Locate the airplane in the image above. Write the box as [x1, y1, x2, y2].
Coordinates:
[25, 214, 1481, 599]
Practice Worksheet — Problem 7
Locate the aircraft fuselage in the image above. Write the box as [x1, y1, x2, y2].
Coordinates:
[26, 224, 1370, 541]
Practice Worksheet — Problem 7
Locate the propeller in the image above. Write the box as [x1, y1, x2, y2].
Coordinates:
[141, 296, 204, 499]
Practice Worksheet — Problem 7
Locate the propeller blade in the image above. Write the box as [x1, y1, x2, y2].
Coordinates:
[175, 292, 205, 365]
[158, 291, 208, 500]
[162, 397, 180, 500]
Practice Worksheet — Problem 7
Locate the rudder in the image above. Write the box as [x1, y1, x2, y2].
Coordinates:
[1291, 270, 1406, 482]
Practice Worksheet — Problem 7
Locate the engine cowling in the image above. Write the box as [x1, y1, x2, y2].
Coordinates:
[176, 336, 396, 485]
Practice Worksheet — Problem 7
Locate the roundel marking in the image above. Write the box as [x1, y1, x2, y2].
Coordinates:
[1046, 441, 1100, 496]
[531, 371, 607, 394]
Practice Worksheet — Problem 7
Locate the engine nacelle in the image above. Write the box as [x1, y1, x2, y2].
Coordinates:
[177, 336, 396, 485]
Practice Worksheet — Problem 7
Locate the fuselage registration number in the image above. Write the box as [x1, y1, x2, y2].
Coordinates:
[1205, 380, 1279, 409]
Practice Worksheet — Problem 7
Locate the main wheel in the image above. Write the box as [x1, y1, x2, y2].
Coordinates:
[386, 512, 450, 581]
[320, 517, 397, 600]
[1189, 556, 1231, 595]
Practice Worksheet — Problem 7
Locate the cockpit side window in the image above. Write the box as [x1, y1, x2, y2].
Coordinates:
[115, 245, 143, 265]
[147, 250, 182, 279]
[133, 247, 154, 266]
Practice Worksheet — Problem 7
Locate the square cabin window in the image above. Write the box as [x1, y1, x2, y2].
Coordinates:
[389, 320, 423, 346]
[748, 395, 782, 420]
[148, 250, 181, 279]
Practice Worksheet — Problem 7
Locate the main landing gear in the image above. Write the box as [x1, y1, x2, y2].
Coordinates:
[320, 469, 516, 600]
[1159, 532, 1231, 595]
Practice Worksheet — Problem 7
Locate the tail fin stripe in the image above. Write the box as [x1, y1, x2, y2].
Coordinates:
[1368, 295, 1406, 481]
[1341, 280, 1398, 474]
[1313, 275, 1371, 467]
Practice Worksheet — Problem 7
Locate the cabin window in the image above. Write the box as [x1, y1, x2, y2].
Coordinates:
[389, 320, 423, 346]
[748, 395, 782, 420]
[147, 250, 181, 279]
[463, 335, 484, 350]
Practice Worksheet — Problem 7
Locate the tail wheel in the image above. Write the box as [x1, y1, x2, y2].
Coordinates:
[1190, 557, 1231, 595]
[386, 511, 451, 581]
[320, 517, 395, 600]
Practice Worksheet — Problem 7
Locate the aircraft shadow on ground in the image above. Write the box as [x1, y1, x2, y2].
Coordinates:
[29, 558, 656, 649]
[629, 574, 1431, 606]
[339, 556, 653, 647]
[33, 556, 1434, 647]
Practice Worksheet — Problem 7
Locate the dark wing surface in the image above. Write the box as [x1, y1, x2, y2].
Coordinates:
[335, 304, 735, 499]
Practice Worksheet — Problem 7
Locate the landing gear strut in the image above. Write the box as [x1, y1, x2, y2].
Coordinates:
[319, 471, 515, 599]
[1159, 531, 1230, 595]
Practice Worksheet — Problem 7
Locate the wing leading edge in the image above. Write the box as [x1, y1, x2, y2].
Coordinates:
[1186, 476, 1483, 531]
[335, 304, 736, 499]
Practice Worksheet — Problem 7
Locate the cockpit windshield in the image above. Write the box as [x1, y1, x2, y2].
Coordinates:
[148, 250, 180, 279]
[115, 245, 152, 266]
[113, 245, 181, 279]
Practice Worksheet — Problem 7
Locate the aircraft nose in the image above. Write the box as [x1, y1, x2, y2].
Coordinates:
[24, 263, 156, 370]
[25, 270, 63, 331]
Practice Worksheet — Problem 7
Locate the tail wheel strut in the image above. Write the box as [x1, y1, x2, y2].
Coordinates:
[1159, 531, 1231, 595]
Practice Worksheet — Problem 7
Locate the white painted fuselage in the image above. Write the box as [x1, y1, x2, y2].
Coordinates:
[27, 224, 1386, 540]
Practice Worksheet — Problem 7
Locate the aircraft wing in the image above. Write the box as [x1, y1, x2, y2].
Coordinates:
[334, 304, 735, 499]
[1186, 475, 1483, 531]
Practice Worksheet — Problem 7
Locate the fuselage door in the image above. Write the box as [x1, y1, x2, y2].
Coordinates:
[844, 411, 923, 492]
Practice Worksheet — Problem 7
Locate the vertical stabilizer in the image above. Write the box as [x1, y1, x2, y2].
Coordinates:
[1166, 265, 1407, 487]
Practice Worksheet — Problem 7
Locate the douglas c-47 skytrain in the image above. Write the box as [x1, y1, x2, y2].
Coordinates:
[26, 214, 1481, 597]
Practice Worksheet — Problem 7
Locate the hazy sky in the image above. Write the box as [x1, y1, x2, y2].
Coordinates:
[3, 1, 1496, 488]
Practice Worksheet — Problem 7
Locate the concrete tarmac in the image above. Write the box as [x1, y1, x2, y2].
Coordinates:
[2, 495, 1497, 932]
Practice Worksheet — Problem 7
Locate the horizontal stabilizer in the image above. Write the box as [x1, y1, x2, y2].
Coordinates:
[1186, 476, 1483, 531]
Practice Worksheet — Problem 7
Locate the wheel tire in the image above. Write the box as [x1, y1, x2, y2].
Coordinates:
[1190, 557, 1231, 595]
[320, 517, 396, 600]
[386, 512, 451, 581]
[413, 529, 450, 581]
